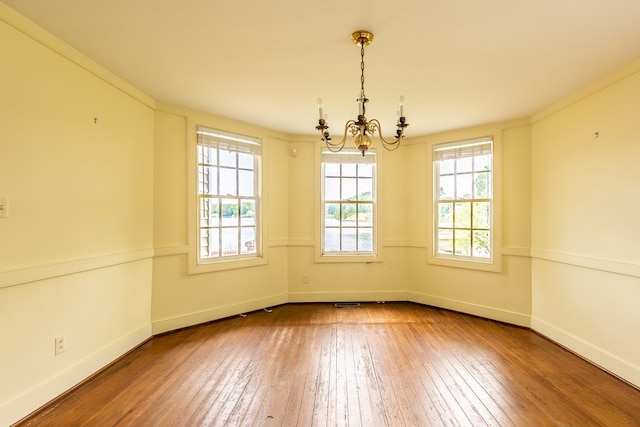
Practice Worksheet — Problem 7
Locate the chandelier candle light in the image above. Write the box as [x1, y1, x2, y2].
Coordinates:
[316, 30, 408, 155]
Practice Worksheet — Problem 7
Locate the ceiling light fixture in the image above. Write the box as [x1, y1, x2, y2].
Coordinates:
[316, 30, 408, 155]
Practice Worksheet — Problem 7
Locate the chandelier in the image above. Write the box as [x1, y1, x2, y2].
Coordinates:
[315, 30, 408, 155]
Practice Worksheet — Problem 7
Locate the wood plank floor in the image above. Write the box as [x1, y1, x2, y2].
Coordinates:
[18, 302, 640, 426]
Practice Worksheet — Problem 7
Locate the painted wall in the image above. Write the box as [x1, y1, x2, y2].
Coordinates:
[531, 60, 640, 386]
[151, 105, 290, 334]
[405, 122, 533, 326]
[0, 5, 154, 425]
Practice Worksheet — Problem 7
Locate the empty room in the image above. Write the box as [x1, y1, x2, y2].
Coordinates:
[1, 1, 640, 425]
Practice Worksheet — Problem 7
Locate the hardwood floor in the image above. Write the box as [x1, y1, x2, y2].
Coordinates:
[18, 303, 640, 426]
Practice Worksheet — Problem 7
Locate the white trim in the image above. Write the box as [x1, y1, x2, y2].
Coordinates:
[0, 324, 150, 427]
[531, 248, 640, 278]
[0, 249, 153, 289]
[407, 291, 531, 327]
[531, 316, 640, 388]
[152, 294, 287, 334]
[288, 291, 408, 303]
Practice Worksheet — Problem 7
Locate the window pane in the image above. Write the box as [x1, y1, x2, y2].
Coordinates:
[473, 202, 490, 229]
[238, 152, 253, 169]
[456, 156, 472, 173]
[342, 163, 356, 177]
[342, 178, 357, 200]
[454, 229, 471, 256]
[342, 203, 357, 225]
[241, 227, 256, 253]
[456, 173, 473, 199]
[325, 163, 340, 176]
[221, 228, 239, 255]
[474, 154, 491, 171]
[474, 172, 491, 199]
[241, 200, 256, 226]
[358, 163, 373, 177]
[473, 230, 491, 258]
[219, 150, 236, 167]
[325, 178, 340, 201]
[440, 158, 454, 175]
[220, 168, 237, 196]
[454, 202, 471, 228]
[238, 170, 254, 196]
[358, 178, 373, 200]
[358, 228, 373, 251]
[342, 228, 357, 251]
[438, 202, 453, 228]
[200, 198, 219, 226]
[221, 200, 239, 225]
[358, 203, 373, 226]
[325, 203, 340, 226]
[199, 166, 218, 195]
[437, 229, 453, 254]
[325, 228, 340, 252]
[439, 175, 454, 200]
[201, 228, 219, 258]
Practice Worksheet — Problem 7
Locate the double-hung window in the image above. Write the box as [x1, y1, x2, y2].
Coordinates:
[321, 149, 376, 256]
[433, 137, 493, 262]
[197, 126, 261, 263]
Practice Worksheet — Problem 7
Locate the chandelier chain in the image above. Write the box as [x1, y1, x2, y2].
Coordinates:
[360, 42, 366, 105]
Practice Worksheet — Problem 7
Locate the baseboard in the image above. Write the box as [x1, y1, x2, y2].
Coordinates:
[1, 324, 151, 427]
[287, 291, 408, 303]
[151, 294, 288, 334]
[407, 291, 531, 327]
[531, 316, 640, 389]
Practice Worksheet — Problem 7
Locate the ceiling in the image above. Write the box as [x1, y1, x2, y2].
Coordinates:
[5, 0, 640, 137]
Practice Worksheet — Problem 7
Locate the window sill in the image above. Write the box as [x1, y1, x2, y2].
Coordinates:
[187, 255, 267, 274]
[427, 254, 502, 273]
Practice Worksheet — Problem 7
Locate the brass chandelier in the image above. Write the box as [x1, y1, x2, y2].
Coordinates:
[315, 30, 408, 155]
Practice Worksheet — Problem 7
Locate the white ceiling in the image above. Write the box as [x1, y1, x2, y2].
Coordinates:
[5, 0, 640, 136]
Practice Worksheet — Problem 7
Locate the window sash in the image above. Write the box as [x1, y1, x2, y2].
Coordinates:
[197, 126, 260, 263]
[322, 149, 376, 255]
[434, 137, 493, 262]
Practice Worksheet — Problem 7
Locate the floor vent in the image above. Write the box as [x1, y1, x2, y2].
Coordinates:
[334, 302, 361, 308]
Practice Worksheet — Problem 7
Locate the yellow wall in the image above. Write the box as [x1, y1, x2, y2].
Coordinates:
[0, 5, 154, 425]
[531, 60, 640, 386]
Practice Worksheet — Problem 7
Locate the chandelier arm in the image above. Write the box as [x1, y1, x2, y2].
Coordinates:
[367, 119, 406, 151]
[323, 120, 357, 152]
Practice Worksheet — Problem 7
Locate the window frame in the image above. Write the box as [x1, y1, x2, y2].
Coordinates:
[187, 121, 267, 274]
[428, 134, 502, 272]
[317, 147, 381, 263]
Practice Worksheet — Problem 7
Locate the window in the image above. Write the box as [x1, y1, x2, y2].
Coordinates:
[197, 126, 261, 263]
[321, 149, 376, 256]
[433, 137, 493, 262]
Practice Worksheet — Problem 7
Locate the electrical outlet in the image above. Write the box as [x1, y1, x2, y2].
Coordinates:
[302, 274, 309, 284]
[54, 336, 65, 355]
[0, 196, 7, 218]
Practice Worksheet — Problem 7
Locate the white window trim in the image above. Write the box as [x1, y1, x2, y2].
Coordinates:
[314, 143, 383, 263]
[187, 119, 267, 274]
[427, 133, 502, 273]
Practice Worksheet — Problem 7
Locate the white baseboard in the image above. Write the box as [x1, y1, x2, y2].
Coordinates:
[407, 291, 531, 327]
[531, 316, 640, 389]
[287, 291, 408, 303]
[151, 294, 288, 334]
[1, 324, 151, 427]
